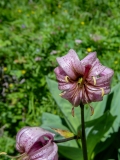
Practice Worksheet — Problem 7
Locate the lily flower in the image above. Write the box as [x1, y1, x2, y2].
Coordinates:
[16, 127, 58, 160]
[54, 49, 114, 107]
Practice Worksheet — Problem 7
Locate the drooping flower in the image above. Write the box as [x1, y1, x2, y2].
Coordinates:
[16, 127, 58, 160]
[54, 49, 114, 107]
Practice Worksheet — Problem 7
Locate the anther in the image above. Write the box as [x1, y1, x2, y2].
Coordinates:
[59, 91, 66, 96]
[90, 105, 94, 116]
[92, 76, 96, 85]
[71, 107, 74, 117]
[87, 103, 94, 116]
[100, 88, 105, 97]
[65, 76, 69, 83]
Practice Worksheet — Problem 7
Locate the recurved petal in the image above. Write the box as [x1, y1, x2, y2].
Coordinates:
[54, 67, 74, 90]
[87, 74, 112, 86]
[100, 67, 114, 76]
[29, 141, 58, 160]
[16, 127, 30, 153]
[97, 73, 113, 86]
[54, 66, 65, 75]
[57, 49, 84, 80]
[85, 85, 103, 102]
[54, 67, 66, 81]
[85, 84, 110, 102]
[81, 52, 97, 66]
[89, 62, 106, 77]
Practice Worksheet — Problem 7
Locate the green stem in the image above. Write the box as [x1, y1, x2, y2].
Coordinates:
[80, 103, 88, 160]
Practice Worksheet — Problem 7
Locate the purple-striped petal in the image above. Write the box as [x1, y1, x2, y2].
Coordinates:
[61, 83, 83, 106]
[57, 49, 84, 80]
[89, 63, 106, 77]
[54, 67, 74, 90]
[81, 52, 97, 66]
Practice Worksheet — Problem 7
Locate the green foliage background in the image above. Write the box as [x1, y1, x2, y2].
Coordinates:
[0, 0, 120, 159]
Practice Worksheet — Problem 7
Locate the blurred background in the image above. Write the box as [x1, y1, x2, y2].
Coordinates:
[0, 0, 120, 159]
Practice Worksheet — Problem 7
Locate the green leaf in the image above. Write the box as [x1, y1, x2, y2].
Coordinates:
[93, 131, 117, 160]
[86, 111, 116, 159]
[58, 146, 83, 160]
[109, 83, 120, 131]
[41, 112, 69, 130]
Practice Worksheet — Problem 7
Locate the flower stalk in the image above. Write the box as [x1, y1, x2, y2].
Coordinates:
[80, 103, 88, 160]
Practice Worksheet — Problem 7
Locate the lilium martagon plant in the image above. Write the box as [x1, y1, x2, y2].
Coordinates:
[54, 49, 114, 160]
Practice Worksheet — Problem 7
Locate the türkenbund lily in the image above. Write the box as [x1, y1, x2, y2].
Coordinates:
[54, 49, 114, 107]
[16, 127, 58, 160]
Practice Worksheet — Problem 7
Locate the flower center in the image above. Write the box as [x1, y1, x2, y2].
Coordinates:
[77, 65, 91, 87]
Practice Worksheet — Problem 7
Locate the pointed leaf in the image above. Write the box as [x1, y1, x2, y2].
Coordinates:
[86, 111, 116, 159]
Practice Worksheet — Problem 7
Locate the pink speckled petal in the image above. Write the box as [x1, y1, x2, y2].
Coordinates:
[87, 75, 112, 86]
[85, 86, 103, 102]
[89, 63, 106, 77]
[62, 84, 83, 106]
[81, 52, 97, 66]
[54, 67, 66, 83]
[57, 49, 84, 80]
[16, 127, 30, 153]
[58, 82, 74, 90]
[29, 141, 58, 160]
[85, 84, 110, 102]
[96, 75, 113, 86]
[54, 67, 74, 90]
[100, 67, 114, 76]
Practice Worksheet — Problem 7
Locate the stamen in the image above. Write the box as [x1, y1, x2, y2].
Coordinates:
[78, 78, 83, 84]
[90, 105, 94, 116]
[59, 91, 66, 96]
[87, 103, 94, 116]
[65, 76, 69, 82]
[100, 88, 105, 97]
[92, 76, 96, 85]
